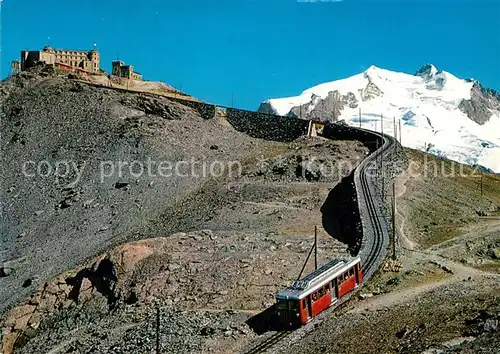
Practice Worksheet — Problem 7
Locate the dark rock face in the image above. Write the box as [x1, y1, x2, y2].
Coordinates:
[414, 64, 447, 90]
[267, 76, 383, 123]
[415, 64, 438, 80]
[459, 82, 500, 125]
[415, 64, 500, 125]
[256, 101, 278, 115]
[288, 90, 360, 122]
[359, 80, 383, 101]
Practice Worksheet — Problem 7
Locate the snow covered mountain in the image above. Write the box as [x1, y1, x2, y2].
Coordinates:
[258, 65, 500, 173]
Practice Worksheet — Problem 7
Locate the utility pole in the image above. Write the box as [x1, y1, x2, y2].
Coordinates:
[398, 119, 403, 159]
[314, 226, 318, 270]
[156, 306, 160, 354]
[393, 117, 398, 160]
[381, 114, 385, 203]
[399, 120, 402, 145]
[481, 170, 483, 196]
[392, 181, 397, 260]
[393, 116, 397, 141]
[359, 108, 362, 128]
[382, 159, 385, 203]
[332, 99, 336, 123]
[296, 236, 316, 281]
[321, 99, 325, 122]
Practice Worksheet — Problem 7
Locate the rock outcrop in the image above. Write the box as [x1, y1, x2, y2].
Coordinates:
[287, 90, 360, 122]
[459, 82, 500, 125]
[359, 79, 383, 101]
[1, 240, 161, 354]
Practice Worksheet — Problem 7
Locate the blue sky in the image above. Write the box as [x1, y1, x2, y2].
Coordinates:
[2, 0, 499, 109]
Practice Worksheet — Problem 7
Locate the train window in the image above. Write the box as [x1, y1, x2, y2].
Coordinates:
[344, 272, 348, 280]
[337, 276, 342, 284]
[318, 287, 325, 297]
[349, 268, 354, 277]
[325, 285, 330, 293]
[277, 299, 288, 310]
[312, 292, 318, 302]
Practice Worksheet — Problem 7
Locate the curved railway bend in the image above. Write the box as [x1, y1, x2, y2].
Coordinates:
[242, 124, 399, 354]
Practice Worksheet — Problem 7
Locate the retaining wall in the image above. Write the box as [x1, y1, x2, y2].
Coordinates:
[225, 108, 309, 142]
[322, 123, 383, 152]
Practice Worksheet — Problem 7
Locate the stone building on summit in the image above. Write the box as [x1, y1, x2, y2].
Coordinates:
[112, 60, 142, 81]
[19, 45, 143, 81]
[21, 46, 100, 74]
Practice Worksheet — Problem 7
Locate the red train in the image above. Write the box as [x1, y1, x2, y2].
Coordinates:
[275, 256, 363, 327]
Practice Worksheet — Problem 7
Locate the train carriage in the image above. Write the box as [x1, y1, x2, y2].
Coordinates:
[275, 256, 362, 327]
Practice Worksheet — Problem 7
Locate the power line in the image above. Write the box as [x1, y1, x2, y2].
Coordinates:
[392, 181, 397, 260]
[314, 226, 318, 271]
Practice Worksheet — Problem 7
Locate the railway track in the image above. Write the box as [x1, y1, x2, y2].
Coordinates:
[244, 331, 291, 354]
[242, 129, 397, 354]
[358, 132, 396, 275]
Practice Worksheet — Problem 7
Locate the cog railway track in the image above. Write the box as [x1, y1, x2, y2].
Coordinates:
[242, 129, 397, 354]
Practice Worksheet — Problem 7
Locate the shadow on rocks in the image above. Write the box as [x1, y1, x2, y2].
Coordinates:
[320, 171, 363, 256]
[246, 304, 284, 335]
[65, 256, 120, 311]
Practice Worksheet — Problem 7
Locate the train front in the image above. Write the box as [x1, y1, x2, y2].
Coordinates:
[275, 293, 302, 328]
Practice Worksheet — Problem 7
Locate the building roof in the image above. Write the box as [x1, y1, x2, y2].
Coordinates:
[275, 256, 360, 300]
[53, 48, 97, 54]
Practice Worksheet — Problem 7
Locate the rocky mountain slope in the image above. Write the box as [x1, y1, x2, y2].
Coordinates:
[0, 68, 369, 353]
[258, 64, 500, 173]
[0, 68, 291, 316]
